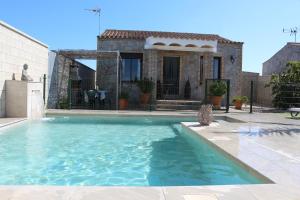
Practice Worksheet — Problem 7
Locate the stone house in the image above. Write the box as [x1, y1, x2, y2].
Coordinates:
[97, 30, 243, 107]
[263, 42, 300, 75]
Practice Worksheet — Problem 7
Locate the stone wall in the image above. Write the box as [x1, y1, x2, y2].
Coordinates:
[241, 71, 259, 101]
[98, 38, 145, 52]
[256, 75, 272, 107]
[97, 38, 243, 107]
[263, 42, 300, 75]
[0, 21, 48, 117]
[240, 71, 273, 107]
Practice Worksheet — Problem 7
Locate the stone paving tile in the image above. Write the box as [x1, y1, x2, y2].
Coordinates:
[0, 118, 26, 128]
[0, 186, 165, 200]
[184, 115, 300, 184]
[163, 186, 258, 200]
[245, 184, 300, 200]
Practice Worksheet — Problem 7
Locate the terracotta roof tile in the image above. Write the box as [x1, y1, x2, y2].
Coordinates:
[100, 29, 242, 44]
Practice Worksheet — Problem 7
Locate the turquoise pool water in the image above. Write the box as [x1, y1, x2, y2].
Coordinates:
[0, 116, 264, 186]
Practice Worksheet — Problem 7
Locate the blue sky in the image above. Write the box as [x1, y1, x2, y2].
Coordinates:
[1, 0, 299, 73]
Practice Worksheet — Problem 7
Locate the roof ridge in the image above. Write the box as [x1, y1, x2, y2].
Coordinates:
[100, 29, 243, 44]
[103, 29, 220, 36]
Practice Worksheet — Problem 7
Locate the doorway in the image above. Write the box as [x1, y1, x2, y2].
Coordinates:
[163, 57, 180, 97]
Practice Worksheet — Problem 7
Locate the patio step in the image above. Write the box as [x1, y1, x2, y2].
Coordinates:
[156, 100, 202, 111]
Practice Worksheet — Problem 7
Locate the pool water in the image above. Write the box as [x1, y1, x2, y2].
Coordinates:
[0, 116, 264, 186]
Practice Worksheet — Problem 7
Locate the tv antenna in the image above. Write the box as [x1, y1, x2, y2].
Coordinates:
[283, 27, 298, 42]
[85, 7, 101, 35]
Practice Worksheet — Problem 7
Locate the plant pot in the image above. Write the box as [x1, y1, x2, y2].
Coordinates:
[140, 93, 151, 105]
[211, 96, 222, 109]
[234, 100, 243, 110]
[119, 99, 128, 110]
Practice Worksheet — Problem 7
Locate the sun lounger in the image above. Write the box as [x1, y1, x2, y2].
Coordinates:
[289, 108, 300, 118]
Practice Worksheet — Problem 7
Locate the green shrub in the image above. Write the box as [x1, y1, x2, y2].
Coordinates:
[137, 78, 154, 94]
[232, 96, 248, 103]
[58, 98, 69, 109]
[119, 91, 129, 99]
[266, 61, 300, 108]
[209, 81, 227, 96]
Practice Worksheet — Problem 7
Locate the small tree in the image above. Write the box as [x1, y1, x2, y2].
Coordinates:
[266, 61, 300, 108]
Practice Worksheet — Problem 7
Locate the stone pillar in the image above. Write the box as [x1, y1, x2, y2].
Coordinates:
[144, 50, 158, 101]
[97, 55, 119, 108]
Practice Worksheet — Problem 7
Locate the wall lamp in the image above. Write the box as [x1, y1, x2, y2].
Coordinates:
[230, 55, 236, 64]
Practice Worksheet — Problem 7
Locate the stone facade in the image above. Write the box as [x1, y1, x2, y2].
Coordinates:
[97, 34, 243, 107]
[263, 42, 300, 75]
[0, 21, 48, 117]
[47, 51, 95, 108]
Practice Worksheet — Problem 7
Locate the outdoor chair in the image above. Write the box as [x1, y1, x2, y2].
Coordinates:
[87, 90, 96, 109]
[95, 90, 112, 110]
[289, 107, 300, 118]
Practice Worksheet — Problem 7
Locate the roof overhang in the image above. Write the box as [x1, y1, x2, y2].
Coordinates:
[144, 37, 217, 52]
[56, 50, 120, 59]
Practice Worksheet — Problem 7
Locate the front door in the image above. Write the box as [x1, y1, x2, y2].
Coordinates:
[163, 57, 180, 97]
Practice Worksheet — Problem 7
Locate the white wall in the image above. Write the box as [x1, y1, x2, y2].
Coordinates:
[0, 21, 48, 117]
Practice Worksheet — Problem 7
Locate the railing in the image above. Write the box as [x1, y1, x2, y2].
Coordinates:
[278, 83, 300, 108]
[157, 81, 179, 99]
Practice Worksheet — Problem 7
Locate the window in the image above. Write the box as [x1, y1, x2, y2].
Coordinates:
[201, 45, 213, 48]
[153, 42, 166, 46]
[186, 44, 197, 47]
[169, 43, 181, 47]
[121, 53, 142, 81]
[199, 56, 204, 85]
[213, 57, 221, 79]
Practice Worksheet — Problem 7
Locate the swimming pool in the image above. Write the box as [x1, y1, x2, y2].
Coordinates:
[0, 116, 265, 186]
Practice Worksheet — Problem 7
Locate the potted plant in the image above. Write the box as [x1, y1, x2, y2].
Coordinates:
[232, 96, 248, 110]
[58, 98, 69, 109]
[137, 78, 154, 105]
[209, 81, 227, 109]
[119, 91, 129, 110]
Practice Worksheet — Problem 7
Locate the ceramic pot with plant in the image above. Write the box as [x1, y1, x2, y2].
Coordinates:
[119, 91, 129, 110]
[137, 78, 154, 105]
[232, 96, 248, 110]
[209, 81, 227, 109]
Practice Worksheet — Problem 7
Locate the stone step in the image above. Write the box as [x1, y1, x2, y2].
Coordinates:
[156, 99, 202, 105]
[155, 103, 201, 111]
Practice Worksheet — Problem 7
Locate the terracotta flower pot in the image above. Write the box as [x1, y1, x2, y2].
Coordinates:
[234, 100, 243, 110]
[119, 99, 128, 110]
[211, 96, 222, 109]
[140, 93, 151, 105]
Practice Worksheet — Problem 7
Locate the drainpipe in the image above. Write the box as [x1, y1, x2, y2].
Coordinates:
[116, 51, 120, 110]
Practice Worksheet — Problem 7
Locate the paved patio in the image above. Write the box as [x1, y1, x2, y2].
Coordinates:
[0, 118, 26, 128]
[0, 110, 299, 199]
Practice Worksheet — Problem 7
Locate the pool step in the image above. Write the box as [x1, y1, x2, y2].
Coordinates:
[156, 100, 202, 111]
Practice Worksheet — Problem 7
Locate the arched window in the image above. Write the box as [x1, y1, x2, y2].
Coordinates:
[169, 43, 181, 47]
[153, 42, 166, 46]
[185, 44, 197, 47]
[201, 45, 213, 48]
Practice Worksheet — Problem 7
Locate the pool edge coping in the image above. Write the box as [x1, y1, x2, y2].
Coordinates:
[0, 118, 27, 129]
[181, 122, 274, 185]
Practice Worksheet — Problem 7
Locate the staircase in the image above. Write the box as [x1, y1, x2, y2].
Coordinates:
[155, 99, 202, 111]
